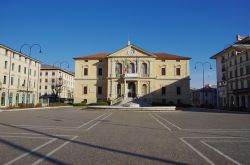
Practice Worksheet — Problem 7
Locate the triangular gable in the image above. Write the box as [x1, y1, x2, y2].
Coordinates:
[107, 44, 156, 58]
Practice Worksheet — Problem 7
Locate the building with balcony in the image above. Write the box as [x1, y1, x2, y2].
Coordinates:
[40, 65, 74, 102]
[211, 35, 250, 110]
[0, 44, 41, 108]
[74, 44, 191, 105]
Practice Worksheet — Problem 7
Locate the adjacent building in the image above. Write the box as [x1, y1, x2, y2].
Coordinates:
[40, 65, 74, 102]
[211, 35, 250, 110]
[0, 44, 41, 108]
[191, 84, 217, 107]
[74, 44, 191, 105]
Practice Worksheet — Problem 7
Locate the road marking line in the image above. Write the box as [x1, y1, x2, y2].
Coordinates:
[0, 135, 53, 139]
[86, 113, 113, 131]
[201, 140, 242, 165]
[3, 138, 57, 165]
[183, 128, 250, 131]
[13, 124, 76, 129]
[149, 114, 172, 131]
[154, 113, 181, 130]
[31, 136, 78, 165]
[179, 138, 216, 165]
[180, 137, 249, 139]
[203, 140, 250, 143]
[77, 113, 107, 128]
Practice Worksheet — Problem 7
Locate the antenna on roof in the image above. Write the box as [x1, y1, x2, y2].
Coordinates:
[127, 33, 131, 46]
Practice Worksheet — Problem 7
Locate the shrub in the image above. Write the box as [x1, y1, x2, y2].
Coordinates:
[49, 102, 69, 107]
[73, 103, 87, 106]
[200, 104, 214, 109]
[35, 103, 42, 107]
[17, 103, 35, 108]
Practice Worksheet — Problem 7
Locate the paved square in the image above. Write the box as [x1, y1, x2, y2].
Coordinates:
[0, 107, 250, 165]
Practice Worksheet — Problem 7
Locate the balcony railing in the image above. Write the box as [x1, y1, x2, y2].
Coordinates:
[124, 73, 139, 78]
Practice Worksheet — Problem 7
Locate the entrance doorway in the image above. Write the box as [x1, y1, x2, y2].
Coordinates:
[117, 84, 121, 97]
[128, 82, 136, 98]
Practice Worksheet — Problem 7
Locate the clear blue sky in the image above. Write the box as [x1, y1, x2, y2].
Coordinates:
[1, 0, 249, 88]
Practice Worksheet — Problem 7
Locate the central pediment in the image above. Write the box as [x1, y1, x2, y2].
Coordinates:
[107, 44, 156, 58]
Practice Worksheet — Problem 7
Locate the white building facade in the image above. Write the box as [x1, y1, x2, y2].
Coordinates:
[0, 44, 41, 108]
[40, 65, 74, 101]
[211, 35, 250, 110]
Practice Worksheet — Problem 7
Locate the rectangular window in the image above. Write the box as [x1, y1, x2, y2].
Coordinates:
[84, 68, 88, 76]
[52, 72, 55, 76]
[83, 86, 88, 94]
[45, 86, 47, 89]
[161, 68, 166, 75]
[98, 86, 102, 95]
[3, 76, 7, 84]
[240, 68, 244, 76]
[241, 81, 244, 89]
[98, 68, 102, 76]
[12, 63, 14, 71]
[52, 79, 55, 83]
[177, 87, 181, 95]
[246, 65, 250, 74]
[45, 72, 48, 76]
[18, 65, 21, 72]
[176, 68, 181, 76]
[235, 69, 237, 77]
[45, 79, 48, 82]
[24, 67, 27, 74]
[161, 87, 166, 95]
[34, 70, 36, 76]
[11, 77, 14, 85]
[4, 61, 8, 69]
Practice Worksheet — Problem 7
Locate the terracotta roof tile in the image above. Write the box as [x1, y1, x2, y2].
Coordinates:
[74, 53, 109, 59]
[41, 64, 60, 69]
[154, 53, 191, 60]
[74, 53, 191, 60]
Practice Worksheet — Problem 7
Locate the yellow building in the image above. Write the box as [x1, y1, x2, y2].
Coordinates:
[74, 44, 191, 105]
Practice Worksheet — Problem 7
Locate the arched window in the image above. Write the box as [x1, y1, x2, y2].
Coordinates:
[1, 92, 5, 106]
[128, 63, 135, 73]
[141, 63, 147, 76]
[16, 93, 19, 105]
[27, 94, 30, 104]
[230, 96, 234, 107]
[142, 84, 147, 95]
[32, 94, 35, 104]
[116, 63, 122, 75]
[9, 93, 13, 106]
[241, 96, 246, 108]
[21, 94, 25, 104]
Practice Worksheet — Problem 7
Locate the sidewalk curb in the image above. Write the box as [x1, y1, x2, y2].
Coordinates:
[0, 106, 73, 112]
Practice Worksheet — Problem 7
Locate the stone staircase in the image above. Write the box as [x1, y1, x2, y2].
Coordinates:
[112, 97, 151, 107]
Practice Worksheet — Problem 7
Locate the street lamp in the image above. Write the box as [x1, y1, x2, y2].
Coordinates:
[53, 61, 69, 102]
[194, 62, 212, 105]
[20, 44, 42, 105]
